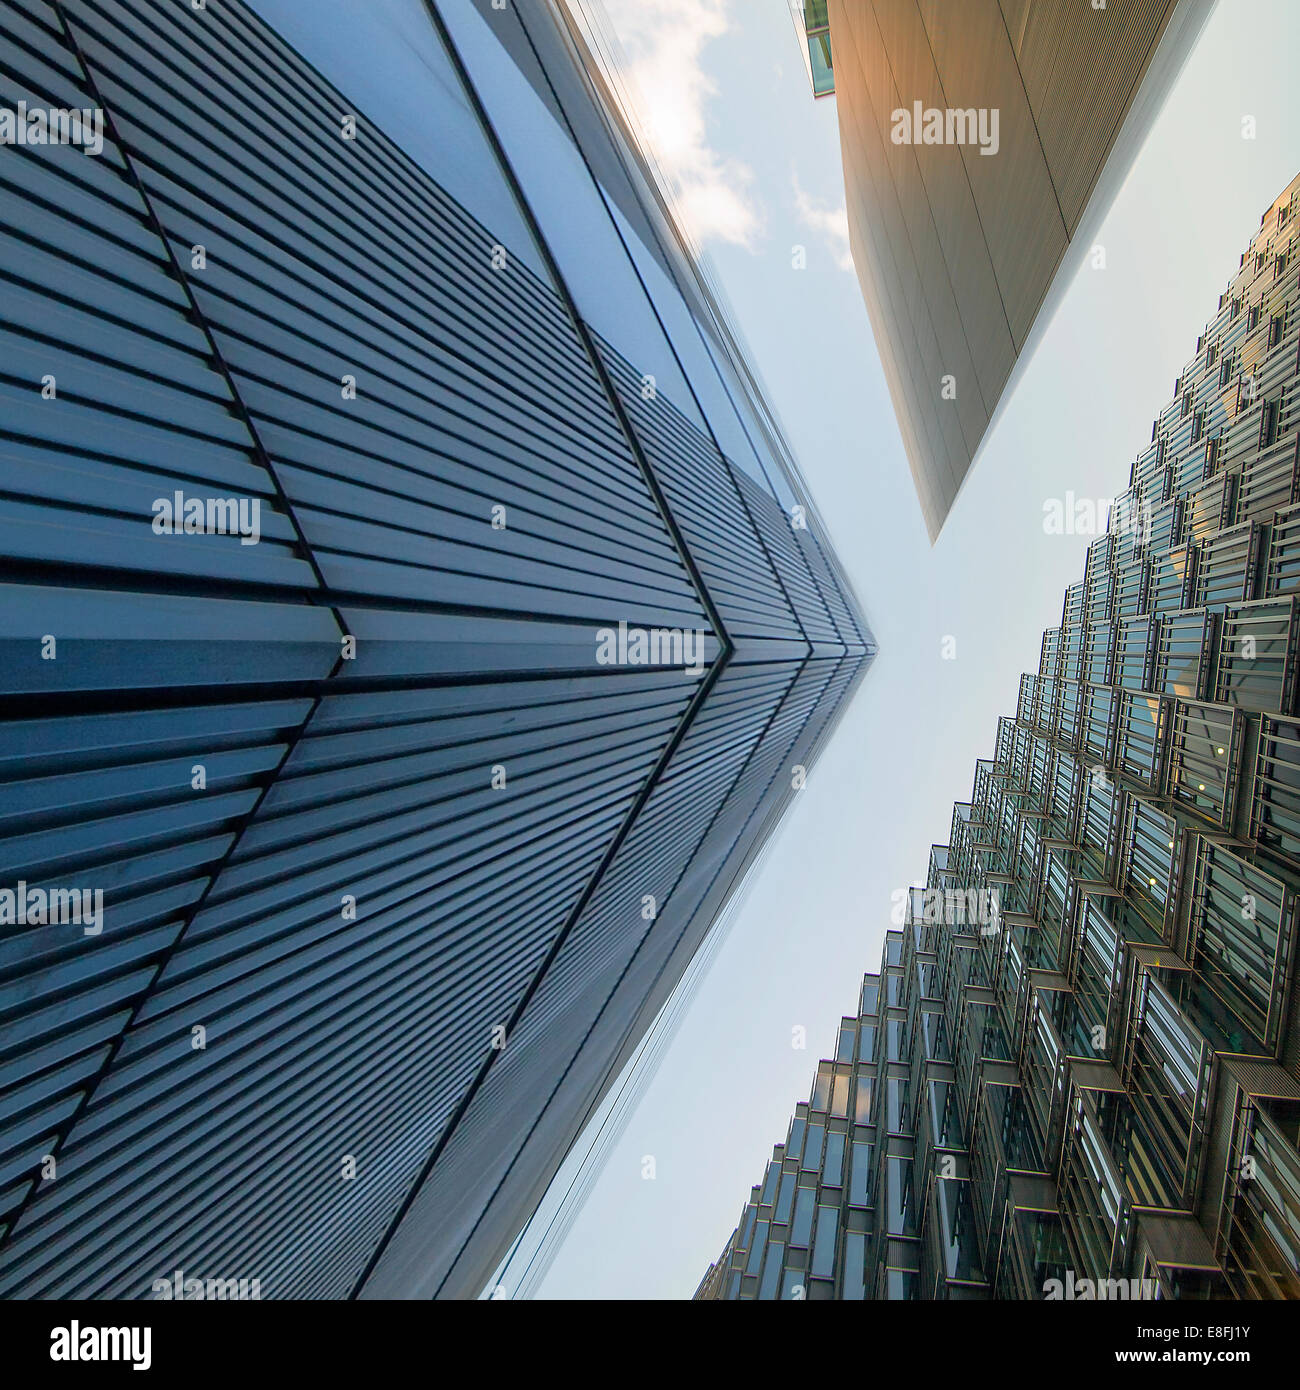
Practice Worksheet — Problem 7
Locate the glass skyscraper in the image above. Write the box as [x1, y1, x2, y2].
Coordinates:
[700, 174, 1300, 1301]
[0, 0, 870, 1298]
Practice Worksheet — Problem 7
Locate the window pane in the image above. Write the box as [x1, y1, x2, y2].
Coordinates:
[811, 1068, 832, 1110]
[760, 1160, 780, 1206]
[831, 1072, 850, 1117]
[811, 1205, 839, 1278]
[791, 1187, 815, 1246]
[775, 1171, 796, 1224]
[843, 1232, 866, 1299]
[759, 1242, 784, 1299]
[849, 1141, 872, 1206]
[803, 1122, 825, 1171]
[824, 1131, 845, 1187]
[745, 1220, 769, 1276]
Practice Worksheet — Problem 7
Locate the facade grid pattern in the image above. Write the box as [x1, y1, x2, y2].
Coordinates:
[700, 175, 1300, 1301]
[0, 0, 871, 1299]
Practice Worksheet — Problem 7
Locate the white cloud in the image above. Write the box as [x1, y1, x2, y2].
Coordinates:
[792, 171, 854, 272]
[594, 0, 761, 249]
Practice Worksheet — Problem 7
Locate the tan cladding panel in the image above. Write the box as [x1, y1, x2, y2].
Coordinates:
[914, 0, 1069, 348]
[1012, 0, 1180, 233]
[828, 0, 1186, 539]
[837, 72, 970, 531]
[863, 0, 1013, 419]
[830, 0, 998, 534]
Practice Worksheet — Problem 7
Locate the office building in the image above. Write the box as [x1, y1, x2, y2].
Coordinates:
[0, 0, 870, 1299]
[700, 174, 1300, 1300]
[790, 0, 1213, 539]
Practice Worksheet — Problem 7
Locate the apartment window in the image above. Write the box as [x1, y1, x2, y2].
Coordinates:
[831, 1071, 850, 1118]
[790, 1187, 816, 1246]
[1168, 699, 1238, 826]
[802, 1121, 825, 1171]
[758, 1242, 784, 1299]
[775, 1171, 796, 1224]
[744, 1220, 769, 1276]
[842, 1232, 866, 1300]
[854, 1074, 874, 1123]
[811, 1066, 832, 1110]
[1060, 1096, 1130, 1280]
[760, 1160, 780, 1206]
[1270, 314, 1286, 350]
[886, 1156, 913, 1236]
[1121, 795, 1177, 929]
[1127, 976, 1210, 1198]
[823, 1131, 846, 1187]
[1192, 525, 1254, 610]
[1224, 1099, 1300, 1297]
[1115, 615, 1154, 691]
[811, 1205, 839, 1278]
[1216, 599, 1297, 714]
[1189, 840, 1292, 1046]
[1251, 715, 1300, 867]
[849, 1141, 872, 1206]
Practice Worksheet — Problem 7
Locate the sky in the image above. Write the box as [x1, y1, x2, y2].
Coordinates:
[504, 0, 1300, 1299]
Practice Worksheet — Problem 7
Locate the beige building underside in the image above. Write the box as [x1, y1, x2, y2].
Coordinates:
[827, 0, 1215, 539]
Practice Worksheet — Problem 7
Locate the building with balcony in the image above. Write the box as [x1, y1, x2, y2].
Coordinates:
[0, 0, 870, 1299]
[699, 173, 1300, 1300]
[795, 0, 1214, 539]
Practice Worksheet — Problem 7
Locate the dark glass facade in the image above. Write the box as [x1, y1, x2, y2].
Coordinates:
[700, 174, 1300, 1301]
[0, 0, 870, 1299]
